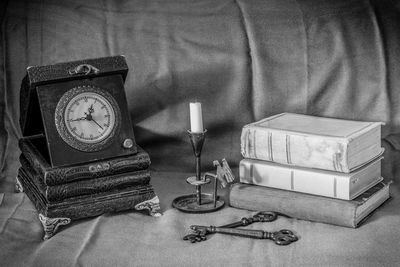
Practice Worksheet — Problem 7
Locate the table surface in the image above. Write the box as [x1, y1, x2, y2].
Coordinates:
[1, 170, 400, 267]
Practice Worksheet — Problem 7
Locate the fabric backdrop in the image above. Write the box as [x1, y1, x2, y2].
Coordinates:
[1, 0, 400, 266]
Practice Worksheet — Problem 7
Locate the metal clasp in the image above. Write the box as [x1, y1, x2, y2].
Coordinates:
[88, 162, 110, 173]
[68, 64, 100, 76]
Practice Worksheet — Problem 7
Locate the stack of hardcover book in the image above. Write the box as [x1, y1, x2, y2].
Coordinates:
[17, 135, 160, 239]
[230, 113, 391, 227]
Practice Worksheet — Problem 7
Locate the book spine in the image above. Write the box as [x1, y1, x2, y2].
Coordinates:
[46, 170, 151, 202]
[19, 138, 49, 179]
[44, 155, 150, 186]
[19, 138, 151, 185]
[18, 168, 158, 220]
[229, 183, 358, 228]
[48, 187, 158, 220]
[240, 126, 350, 172]
[239, 159, 353, 199]
[20, 155, 151, 202]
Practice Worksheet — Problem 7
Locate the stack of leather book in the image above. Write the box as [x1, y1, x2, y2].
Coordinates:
[230, 113, 390, 228]
[17, 135, 160, 239]
[15, 56, 161, 240]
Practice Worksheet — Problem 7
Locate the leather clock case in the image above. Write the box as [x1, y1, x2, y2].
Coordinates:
[19, 55, 137, 167]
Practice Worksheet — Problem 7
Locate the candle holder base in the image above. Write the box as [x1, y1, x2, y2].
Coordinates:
[172, 193, 225, 213]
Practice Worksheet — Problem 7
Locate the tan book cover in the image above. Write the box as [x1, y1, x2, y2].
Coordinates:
[241, 113, 383, 172]
[229, 182, 391, 228]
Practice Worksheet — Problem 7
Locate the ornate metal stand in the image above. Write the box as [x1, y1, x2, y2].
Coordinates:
[172, 130, 228, 213]
[38, 214, 71, 240]
[135, 196, 162, 217]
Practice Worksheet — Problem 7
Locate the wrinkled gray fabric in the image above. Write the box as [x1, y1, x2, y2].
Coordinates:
[1, 0, 400, 266]
[1, 171, 400, 266]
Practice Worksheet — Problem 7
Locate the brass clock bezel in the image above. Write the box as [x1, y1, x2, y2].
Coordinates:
[54, 85, 121, 152]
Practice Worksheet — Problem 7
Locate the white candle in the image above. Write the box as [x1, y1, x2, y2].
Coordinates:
[189, 102, 204, 133]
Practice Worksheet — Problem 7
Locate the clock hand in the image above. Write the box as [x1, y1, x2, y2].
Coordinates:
[88, 104, 94, 114]
[90, 117, 104, 130]
[68, 117, 87, 122]
[83, 111, 103, 130]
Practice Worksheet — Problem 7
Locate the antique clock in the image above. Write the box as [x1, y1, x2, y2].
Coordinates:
[55, 85, 121, 152]
[17, 56, 160, 240]
[20, 55, 137, 167]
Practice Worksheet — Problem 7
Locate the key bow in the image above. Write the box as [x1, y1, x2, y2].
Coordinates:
[270, 229, 298, 246]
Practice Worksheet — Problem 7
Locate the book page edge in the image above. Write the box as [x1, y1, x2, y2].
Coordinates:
[355, 182, 391, 225]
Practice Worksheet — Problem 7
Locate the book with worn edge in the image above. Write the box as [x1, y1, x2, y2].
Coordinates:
[19, 135, 151, 185]
[241, 113, 383, 173]
[19, 156, 151, 202]
[17, 168, 157, 220]
[239, 155, 383, 200]
[229, 182, 391, 228]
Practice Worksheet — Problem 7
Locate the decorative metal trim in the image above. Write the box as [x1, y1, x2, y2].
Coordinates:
[135, 196, 162, 217]
[68, 64, 100, 76]
[54, 85, 121, 152]
[38, 214, 71, 240]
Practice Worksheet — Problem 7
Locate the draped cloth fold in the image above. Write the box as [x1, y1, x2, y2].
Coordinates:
[1, 0, 400, 266]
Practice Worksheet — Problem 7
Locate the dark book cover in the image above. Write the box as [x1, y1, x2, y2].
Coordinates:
[229, 182, 390, 228]
[19, 135, 151, 186]
[17, 168, 158, 221]
[19, 155, 151, 202]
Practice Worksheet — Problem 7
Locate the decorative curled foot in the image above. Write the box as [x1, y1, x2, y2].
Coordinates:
[15, 177, 24, 193]
[135, 196, 162, 217]
[38, 214, 71, 240]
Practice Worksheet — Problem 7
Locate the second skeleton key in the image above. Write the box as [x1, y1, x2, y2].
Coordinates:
[190, 226, 298, 246]
[183, 211, 278, 243]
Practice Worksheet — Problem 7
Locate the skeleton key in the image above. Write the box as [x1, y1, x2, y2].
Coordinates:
[190, 226, 298, 246]
[221, 211, 278, 228]
[183, 211, 278, 243]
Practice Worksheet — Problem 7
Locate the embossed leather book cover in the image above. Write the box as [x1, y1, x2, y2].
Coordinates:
[17, 165, 158, 221]
[19, 135, 151, 186]
[19, 156, 151, 202]
[241, 113, 383, 173]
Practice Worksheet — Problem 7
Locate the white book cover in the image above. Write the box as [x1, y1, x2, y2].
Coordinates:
[239, 156, 383, 200]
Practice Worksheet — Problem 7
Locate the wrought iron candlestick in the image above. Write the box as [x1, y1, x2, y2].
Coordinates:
[188, 130, 207, 205]
[172, 129, 225, 213]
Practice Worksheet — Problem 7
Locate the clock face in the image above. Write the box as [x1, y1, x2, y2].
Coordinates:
[55, 85, 121, 152]
[64, 92, 116, 143]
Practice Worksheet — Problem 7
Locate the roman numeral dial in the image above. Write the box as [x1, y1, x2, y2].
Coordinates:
[64, 91, 116, 144]
[55, 85, 121, 152]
